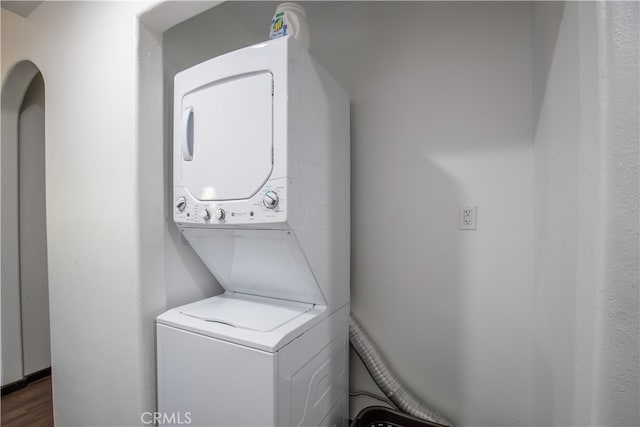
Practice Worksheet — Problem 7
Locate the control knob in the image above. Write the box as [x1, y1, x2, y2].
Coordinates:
[200, 209, 211, 221]
[214, 209, 225, 220]
[176, 197, 187, 211]
[263, 191, 279, 209]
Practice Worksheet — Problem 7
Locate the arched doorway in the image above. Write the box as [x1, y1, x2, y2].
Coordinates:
[1, 61, 50, 393]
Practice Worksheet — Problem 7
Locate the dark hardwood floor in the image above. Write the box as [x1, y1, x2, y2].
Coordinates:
[1, 376, 53, 427]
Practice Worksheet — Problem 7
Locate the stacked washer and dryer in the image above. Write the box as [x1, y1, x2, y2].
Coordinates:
[156, 36, 350, 426]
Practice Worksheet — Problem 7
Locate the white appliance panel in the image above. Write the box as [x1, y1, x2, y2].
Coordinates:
[157, 307, 349, 427]
[173, 38, 290, 226]
[157, 324, 277, 426]
[290, 333, 347, 427]
[181, 228, 326, 305]
[180, 72, 273, 201]
[277, 305, 349, 427]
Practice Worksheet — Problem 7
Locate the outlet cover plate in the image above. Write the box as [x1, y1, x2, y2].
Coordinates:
[460, 206, 477, 230]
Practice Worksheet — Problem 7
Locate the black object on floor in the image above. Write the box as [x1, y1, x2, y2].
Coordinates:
[350, 406, 448, 427]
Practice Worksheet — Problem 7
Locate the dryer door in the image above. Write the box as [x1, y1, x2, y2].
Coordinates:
[179, 72, 273, 201]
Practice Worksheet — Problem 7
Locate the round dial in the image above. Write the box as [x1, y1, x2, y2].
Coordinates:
[199, 209, 211, 221]
[176, 197, 187, 211]
[214, 209, 225, 220]
[263, 191, 279, 209]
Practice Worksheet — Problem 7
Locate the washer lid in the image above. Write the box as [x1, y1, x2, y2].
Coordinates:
[180, 293, 313, 332]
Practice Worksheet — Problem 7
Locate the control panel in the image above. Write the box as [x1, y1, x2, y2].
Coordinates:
[174, 177, 288, 226]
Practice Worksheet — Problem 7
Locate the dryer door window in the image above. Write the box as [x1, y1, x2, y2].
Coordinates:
[180, 72, 273, 201]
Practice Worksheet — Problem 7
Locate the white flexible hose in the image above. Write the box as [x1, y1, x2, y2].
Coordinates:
[349, 315, 454, 426]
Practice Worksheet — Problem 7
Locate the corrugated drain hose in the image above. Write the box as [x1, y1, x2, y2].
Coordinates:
[349, 315, 454, 426]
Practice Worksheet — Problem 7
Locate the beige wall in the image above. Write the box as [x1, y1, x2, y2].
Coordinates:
[163, 3, 638, 426]
[1, 3, 155, 425]
[2, 2, 636, 426]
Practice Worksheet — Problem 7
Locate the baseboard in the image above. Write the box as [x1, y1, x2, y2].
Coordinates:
[1, 367, 51, 396]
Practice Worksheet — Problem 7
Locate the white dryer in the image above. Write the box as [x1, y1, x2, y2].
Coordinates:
[157, 36, 350, 427]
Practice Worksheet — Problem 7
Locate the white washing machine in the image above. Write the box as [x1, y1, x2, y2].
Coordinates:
[157, 36, 350, 427]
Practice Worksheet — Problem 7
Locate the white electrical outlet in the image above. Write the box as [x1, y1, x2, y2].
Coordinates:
[459, 206, 477, 230]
